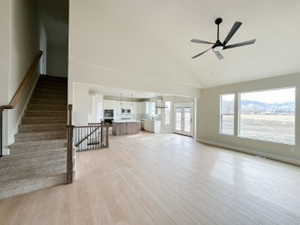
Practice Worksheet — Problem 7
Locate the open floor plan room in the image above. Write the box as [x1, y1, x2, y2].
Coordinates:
[1, 134, 300, 225]
[0, 0, 300, 224]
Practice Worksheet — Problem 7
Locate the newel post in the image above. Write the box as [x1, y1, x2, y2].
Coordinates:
[0, 109, 3, 158]
[66, 104, 74, 184]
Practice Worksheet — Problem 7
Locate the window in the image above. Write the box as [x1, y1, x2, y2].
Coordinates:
[239, 88, 295, 145]
[165, 101, 171, 125]
[220, 94, 235, 135]
[184, 107, 192, 132]
[176, 108, 182, 130]
[146, 102, 156, 116]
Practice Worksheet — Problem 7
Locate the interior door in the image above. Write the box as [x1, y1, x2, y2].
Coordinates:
[175, 106, 193, 136]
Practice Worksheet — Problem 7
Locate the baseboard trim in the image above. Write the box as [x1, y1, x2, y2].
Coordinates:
[197, 138, 300, 167]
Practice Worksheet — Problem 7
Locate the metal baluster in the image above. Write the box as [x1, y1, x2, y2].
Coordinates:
[75, 128, 77, 152]
[101, 121, 104, 148]
[97, 127, 101, 149]
[89, 127, 91, 151]
[106, 124, 109, 148]
[79, 128, 81, 151]
[94, 126, 96, 150]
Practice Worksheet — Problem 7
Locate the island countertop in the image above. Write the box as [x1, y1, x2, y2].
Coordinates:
[112, 120, 141, 136]
[113, 120, 141, 123]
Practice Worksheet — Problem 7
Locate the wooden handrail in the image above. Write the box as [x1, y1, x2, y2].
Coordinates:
[0, 50, 42, 158]
[0, 50, 43, 110]
[74, 125, 105, 128]
[0, 105, 13, 112]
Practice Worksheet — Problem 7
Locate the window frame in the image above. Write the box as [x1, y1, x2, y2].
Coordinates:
[219, 87, 296, 146]
[237, 87, 296, 146]
[165, 101, 171, 126]
[219, 93, 235, 136]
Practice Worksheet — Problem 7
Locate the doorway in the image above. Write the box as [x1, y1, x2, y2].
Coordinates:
[175, 106, 193, 136]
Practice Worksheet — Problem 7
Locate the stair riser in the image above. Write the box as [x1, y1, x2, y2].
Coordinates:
[35, 84, 67, 89]
[15, 134, 66, 143]
[0, 174, 66, 200]
[39, 77, 67, 82]
[2, 148, 66, 161]
[34, 90, 67, 96]
[24, 115, 67, 119]
[0, 152, 66, 170]
[22, 119, 67, 126]
[35, 86, 67, 91]
[0, 165, 66, 183]
[36, 82, 68, 89]
[31, 93, 67, 99]
[10, 141, 67, 154]
[22, 119, 66, 125]
[25, 111, 66, 117]
[16, 131, 66, 138]
[30, 99, 67, 105]
[0, 156, 66, 174]
[2, 165, 66, 183]
[19, 125, 66, 133]
[27, 105, 67, 111]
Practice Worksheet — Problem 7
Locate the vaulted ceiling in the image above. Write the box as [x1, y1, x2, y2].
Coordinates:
[70, 0, 300, 90]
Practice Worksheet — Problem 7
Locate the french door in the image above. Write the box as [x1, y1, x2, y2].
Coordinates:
[175, 106, 193, 136]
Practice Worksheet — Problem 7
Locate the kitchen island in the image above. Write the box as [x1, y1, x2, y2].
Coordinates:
[112, 120, 141, 136]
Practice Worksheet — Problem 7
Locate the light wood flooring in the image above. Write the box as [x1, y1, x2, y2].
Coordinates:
[1, 133, 300, 225]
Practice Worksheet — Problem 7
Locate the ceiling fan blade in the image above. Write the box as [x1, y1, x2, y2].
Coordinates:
[192, 47, 212, 59]
[224, 39, 256, 50]
[191, 39, 215, 45]
[214, 51, 224, 60]
[223, 21, 242, 46]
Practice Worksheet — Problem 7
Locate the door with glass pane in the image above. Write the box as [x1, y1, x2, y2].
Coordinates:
[175, 107, 193, 136]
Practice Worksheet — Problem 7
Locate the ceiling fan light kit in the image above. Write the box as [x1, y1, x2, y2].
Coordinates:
[191, 17, 256, 60]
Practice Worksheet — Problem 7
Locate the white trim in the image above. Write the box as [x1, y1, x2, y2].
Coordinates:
[197, 138, 300, 166]
[219, 93, 235, 135]
[174, 104, 194, 137]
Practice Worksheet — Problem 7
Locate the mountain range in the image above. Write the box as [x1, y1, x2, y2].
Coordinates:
[222, 100, 295, 114]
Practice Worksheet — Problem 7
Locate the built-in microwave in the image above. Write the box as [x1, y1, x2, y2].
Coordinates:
[121, 108, 131, 114]
[104, 109, 114, 118]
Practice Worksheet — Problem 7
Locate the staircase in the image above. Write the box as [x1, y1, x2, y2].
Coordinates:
[0, 76, 68, 199]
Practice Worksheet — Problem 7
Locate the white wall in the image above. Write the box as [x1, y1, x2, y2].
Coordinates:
[198, 74, 300, 165]
[73, 83, 91, 126]
[73, 83, 105, 125]
[68, 0, 201, 105]
[0, 0, 10, 104]
[0, 0, 39, 154]
[7, 0, 39, 147]
[9, 0, 38, 99]
[37, 0, 68, 77]
[0, 0, 10, 155]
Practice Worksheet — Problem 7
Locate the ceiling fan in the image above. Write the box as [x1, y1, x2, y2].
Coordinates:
[191, 18, 256, 60]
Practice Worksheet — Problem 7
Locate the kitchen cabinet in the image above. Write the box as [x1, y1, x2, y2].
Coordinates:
[143, 119, 161, 133]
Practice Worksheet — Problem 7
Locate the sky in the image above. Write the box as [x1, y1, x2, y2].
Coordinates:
[222, 88, 295, 104]
[241, 88, 295, 104]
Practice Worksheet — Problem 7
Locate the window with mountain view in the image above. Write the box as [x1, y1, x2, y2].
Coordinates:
[239, 88, 295, 145]
[220, 94, 235, 135]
